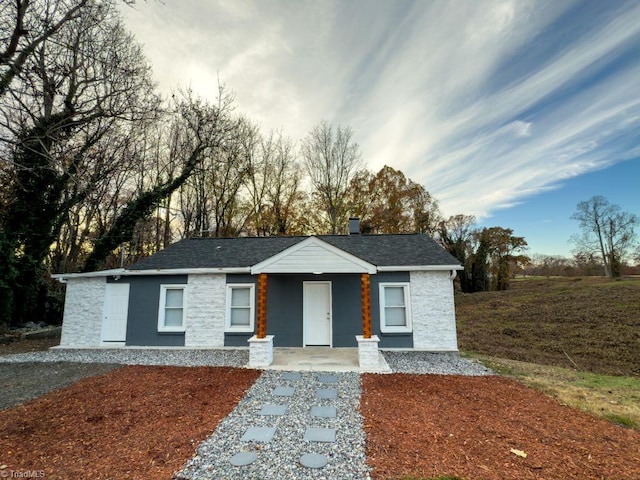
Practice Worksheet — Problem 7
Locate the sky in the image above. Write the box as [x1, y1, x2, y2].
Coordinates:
[120, 0, 640, 257]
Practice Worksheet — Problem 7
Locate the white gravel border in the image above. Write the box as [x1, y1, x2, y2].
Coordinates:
[0, 349, 493, 375]
[0, 349, 248, 367]
[381, 351, 494, 375]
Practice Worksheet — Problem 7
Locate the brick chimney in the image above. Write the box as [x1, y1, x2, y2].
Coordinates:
[349, 217, 360, 235]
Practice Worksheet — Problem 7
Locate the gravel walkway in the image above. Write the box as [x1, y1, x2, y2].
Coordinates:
[175, 370, 370, 480]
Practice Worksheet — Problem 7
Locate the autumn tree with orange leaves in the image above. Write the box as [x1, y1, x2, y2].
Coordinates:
[346, 165, 441, 235]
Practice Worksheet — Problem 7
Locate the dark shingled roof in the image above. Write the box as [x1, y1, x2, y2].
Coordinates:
[127, 234, 460, 271]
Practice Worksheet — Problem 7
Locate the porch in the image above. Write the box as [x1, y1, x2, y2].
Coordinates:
[267, 347, 391, 373]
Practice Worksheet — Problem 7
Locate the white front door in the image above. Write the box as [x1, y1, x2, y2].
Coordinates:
[102, 283, 130, 343]
[303, 281, 332, 346]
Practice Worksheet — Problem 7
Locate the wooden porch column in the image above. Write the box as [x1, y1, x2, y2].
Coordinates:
[361, 273, 372, 339]
[257, 273, 268, 338]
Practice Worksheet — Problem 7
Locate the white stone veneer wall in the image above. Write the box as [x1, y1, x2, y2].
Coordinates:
[184, 274, 226, 347]
[59, 277, 105, 347]
[410, 270, 458, 351]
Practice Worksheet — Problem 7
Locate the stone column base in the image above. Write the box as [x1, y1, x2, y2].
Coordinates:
[356, 335, 380, 370]
[248, 335, 274, 368]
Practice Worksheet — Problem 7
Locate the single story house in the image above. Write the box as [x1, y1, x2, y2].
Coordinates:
[54, 223, 462, 361]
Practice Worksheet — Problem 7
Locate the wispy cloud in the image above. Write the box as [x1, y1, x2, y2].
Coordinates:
[121, 0, 640, 219]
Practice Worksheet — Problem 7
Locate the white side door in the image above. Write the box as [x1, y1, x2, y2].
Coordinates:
[102, 283, 130, 343]
[303, 281, 332, 346]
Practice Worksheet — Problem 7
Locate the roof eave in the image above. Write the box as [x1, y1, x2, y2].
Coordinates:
[377, 265, 464, 272]
[52, 266, 251, 281]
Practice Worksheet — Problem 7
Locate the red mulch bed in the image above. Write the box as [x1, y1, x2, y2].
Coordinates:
[361, 374, 640, 480]
[0, 365, 259, 479]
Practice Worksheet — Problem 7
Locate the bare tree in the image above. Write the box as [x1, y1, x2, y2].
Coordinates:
[526, 254, 572, 277]
[265, 134, 306, 235]
[84, 87, 238, 270]
[0, 0, 92, 98]
[0, 1, 159, 325]
[49, 126, 148, 272]
[244, 131, 305, 236]
[301, 121, 362, 234]
[176, 115, 254, 238]
[570, 196, 638, 278]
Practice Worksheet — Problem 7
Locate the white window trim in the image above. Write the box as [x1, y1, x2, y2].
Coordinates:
[379, 282, 412, 333]
[158, 284, 187, 333]
[225, 283, 256, 333]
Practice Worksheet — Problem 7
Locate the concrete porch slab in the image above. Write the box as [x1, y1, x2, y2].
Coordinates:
[267, 347, 391, 373]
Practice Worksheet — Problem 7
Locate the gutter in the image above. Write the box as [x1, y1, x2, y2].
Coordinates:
[51, 266, 252, 281]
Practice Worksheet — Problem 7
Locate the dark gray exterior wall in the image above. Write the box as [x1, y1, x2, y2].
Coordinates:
[328, 274, 362, 347]
[267, 274, 304, 346]
[370, 272, 413, 348]
[264, 274, 362, 347]
[224, 273, 412, 348]
[108, 275, 187, 346]
[101, 270, 415, 348]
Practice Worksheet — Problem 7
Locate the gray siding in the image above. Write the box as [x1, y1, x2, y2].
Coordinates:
[267, 274, 362, 347]
[224, 273, 365, 348]
[266, 274, 303, 347]
[328, 275, 362, 347]
[223, 272, 413, 348]
[108, 275, 187, 346]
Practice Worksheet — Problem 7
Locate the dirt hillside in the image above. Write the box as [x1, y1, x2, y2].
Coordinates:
[455, 276, 640, 376]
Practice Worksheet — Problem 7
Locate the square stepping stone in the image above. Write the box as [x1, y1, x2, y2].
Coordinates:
[310, 405, 337, 418]
[240, 426, 277, 442]
[272, 386, 295, 397]
[230, 452, 258, 466]
[316, 388, 338, 399]
[300, 453, 328, 469]
[303, 427, 336, 443]
[317, 374, 338, 383]
[281, 372, 302, 381]
[259, 404, 288, 416]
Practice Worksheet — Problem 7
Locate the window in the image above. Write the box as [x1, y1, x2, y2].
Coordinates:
[158, 285, 186, 332]
[379, 283, 412, 333]
[226, 284, 255, 332]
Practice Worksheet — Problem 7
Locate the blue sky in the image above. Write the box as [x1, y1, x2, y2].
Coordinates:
[121, 0, 640, 257]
